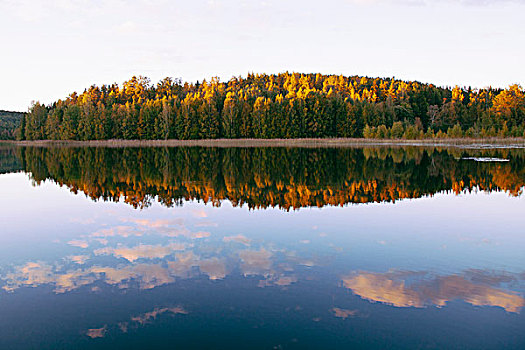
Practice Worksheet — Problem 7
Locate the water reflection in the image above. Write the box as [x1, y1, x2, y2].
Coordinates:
[343, 270, 524, 313]
[3, 146, 525, 209]
[3, 215, 523, 314]
[1, 238, 297, 294]
[0, 146, 524, 349]
[86, 306, 189, 339]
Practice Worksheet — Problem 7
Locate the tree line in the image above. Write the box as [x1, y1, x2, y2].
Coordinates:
[0, 111, 24, 140]
[18, 73, 525, 140]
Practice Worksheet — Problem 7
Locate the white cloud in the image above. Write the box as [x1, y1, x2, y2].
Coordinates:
[94, 243, 186, 262]
[67, 240, 89, 248]
[114, 20, 137, 34]
[130, 306, 188, 325]
[68, 255, 90, 264]
[86, 326, 107, 338]
[348, 0, 525, 5]
[1, 0, 524, 111]
[223, 234, 251, 245]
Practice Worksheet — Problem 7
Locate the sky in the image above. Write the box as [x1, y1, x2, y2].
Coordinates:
[0, 0, 524, 112]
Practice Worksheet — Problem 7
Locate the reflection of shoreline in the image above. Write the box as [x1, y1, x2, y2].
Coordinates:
[343, 270, 525, 313]
[8, 138, 525, 148]
[13, 146, 525, 209]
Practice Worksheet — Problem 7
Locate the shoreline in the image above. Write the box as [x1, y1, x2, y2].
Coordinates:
[3, 138, 525, 149]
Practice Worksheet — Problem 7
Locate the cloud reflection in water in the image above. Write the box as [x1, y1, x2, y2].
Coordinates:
[343, 270, 525, 313]
[1, 215, 524, 319]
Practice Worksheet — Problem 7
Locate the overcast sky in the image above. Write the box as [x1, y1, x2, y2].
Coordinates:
[0, 0, 523, 111]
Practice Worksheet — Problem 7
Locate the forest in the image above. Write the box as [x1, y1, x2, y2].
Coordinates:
[17, 73, 525, 141]
[6, 146, 524, 209]
[0, 111, 24, 140]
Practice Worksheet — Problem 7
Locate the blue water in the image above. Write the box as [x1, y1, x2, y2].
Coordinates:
[0, 147, 524, 349]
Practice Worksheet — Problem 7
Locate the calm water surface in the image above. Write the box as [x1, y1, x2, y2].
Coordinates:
[0, 146, 524, 349]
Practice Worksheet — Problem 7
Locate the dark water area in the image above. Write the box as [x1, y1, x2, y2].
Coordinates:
[0, 146, 524, 349]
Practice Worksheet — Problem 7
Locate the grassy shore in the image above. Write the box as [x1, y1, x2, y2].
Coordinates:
[4, 138, 525, 149]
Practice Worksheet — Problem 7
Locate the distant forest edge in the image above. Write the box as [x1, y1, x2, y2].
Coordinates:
[15, 73, 525, 140]
[0, 111, 25, 140]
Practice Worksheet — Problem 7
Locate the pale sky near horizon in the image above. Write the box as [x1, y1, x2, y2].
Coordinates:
[0, 0, 524, 112]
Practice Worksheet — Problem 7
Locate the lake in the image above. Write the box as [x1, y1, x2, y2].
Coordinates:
[0, 145, 524, 349]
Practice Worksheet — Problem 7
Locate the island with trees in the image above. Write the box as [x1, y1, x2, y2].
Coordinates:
[12, 73, 525, 141]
